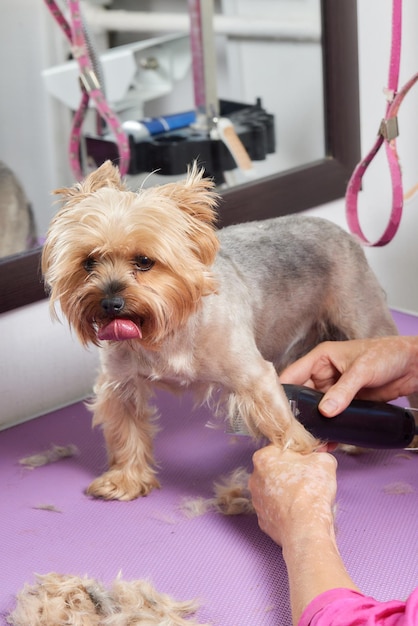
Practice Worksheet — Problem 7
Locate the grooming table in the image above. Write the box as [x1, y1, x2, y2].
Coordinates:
[1, 310, 417, 625]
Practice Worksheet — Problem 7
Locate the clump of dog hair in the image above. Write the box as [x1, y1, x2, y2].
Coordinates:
[337, 444, 367, 456]
[383, 481, 415, 495]
[181, 467, 254, 517]
[7, 573, 207, 626]
[32, 504, 62, 513]
[19, 444, 79, 468]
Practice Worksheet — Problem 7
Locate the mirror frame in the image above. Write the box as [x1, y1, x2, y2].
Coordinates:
[0, 0, 359, 314]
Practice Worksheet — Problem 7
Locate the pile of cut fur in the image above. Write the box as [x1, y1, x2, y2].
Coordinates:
[7, 573, 207, 626]
[181, 467, 254, 517]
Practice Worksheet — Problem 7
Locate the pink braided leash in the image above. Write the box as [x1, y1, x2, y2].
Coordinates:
[43, 0, 130, 180]
[345, 0, 418, 246]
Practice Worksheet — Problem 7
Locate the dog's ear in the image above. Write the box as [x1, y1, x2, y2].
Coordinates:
[155, 162, 220, 267]
[53, 160, 126, 200]
[159, 162, 219, 227]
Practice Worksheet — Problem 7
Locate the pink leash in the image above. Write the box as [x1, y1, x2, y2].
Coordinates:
[345, 0, 418, 246]
[43, 0, 130, 180]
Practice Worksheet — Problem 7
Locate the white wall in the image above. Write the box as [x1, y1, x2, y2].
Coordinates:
[309, 0, 418, 314]
[0, 301, 99, 429]
[1, 0, 418, 429]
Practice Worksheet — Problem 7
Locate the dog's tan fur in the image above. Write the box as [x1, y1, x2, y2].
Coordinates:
[7, 573, 206, 626]
[42, 161, 405, 501]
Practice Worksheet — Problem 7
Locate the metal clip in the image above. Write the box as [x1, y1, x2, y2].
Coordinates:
[79, 68, 101, 94]
[379, 117, 399, 141]
[226, 412, 251, 436]
[289, 399, 298, 417]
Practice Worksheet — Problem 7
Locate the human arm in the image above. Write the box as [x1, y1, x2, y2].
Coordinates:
[280, 336, 418, 417]
[249, 446, 417, 625]
[248, 447, 359, 625]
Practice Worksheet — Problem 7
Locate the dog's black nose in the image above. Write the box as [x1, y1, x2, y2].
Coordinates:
[101, 296, 125, 316]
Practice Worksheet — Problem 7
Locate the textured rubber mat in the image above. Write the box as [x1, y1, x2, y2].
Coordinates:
[1, 310, 417, 625]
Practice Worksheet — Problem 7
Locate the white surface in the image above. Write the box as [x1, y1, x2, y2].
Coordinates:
[0, 300, 99, 430]
[43, 34, 191, 118]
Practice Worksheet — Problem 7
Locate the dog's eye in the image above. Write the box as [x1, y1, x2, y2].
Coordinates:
[83, 257, 97, 272]
[134, 255, 155, 271]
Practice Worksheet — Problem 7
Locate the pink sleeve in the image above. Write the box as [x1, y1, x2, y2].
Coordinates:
[298, 587, 418, 626]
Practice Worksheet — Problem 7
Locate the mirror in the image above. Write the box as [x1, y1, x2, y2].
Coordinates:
[103, 0, 324, 183]
[0, 0, 359, 313]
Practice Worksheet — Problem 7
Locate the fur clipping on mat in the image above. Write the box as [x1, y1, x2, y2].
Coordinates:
[383, 481, 415, 495]
[19, 444, 79, 468]
[6, 573, 207, 626]
[181, 467, 254, 517]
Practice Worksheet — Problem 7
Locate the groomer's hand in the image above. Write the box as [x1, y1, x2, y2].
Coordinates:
[250, 446, 359, 625]
[280, 336, 418, 416]
[249, 447, 337, 548]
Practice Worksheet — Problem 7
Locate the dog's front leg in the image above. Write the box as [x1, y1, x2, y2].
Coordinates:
[228, 360, 319, 453]
[86, 376, 160, 501]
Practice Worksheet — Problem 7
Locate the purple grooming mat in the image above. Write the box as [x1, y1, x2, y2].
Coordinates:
[1, 310, 417, 625]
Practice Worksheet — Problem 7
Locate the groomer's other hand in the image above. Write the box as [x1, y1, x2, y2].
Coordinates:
[280, 336, 418, 417]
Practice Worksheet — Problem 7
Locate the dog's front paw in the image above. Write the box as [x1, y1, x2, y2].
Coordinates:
[86, 468, 160, 501]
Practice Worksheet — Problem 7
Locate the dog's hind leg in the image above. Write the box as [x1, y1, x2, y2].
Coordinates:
[323, 242, 400, 341]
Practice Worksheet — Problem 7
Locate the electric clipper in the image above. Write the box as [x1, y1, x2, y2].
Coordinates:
[228, 384, 418, 449]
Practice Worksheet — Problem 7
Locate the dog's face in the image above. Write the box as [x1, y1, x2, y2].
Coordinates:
[42, 161, 220, 348]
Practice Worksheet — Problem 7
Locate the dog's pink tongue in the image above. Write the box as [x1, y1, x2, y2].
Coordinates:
[98, 319, 142, 341]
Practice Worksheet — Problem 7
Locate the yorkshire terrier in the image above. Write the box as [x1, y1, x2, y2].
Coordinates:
[42, 160, 403, 501]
